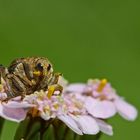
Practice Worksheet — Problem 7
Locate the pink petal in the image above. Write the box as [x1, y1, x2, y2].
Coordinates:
[40, 112, 51, 121]
[71, 115, 99, 135]
[85, 97, 116, 119]
[2, 101, 36, 108]
[0, 105, 27, 122]
[0, 92, 7, 100]
[66, 84, 86, 93]
[11, 96, 22, 101]
[58, 115, 83, 135]
[95, 118, 113, 136]
[114, 98, 138, 121]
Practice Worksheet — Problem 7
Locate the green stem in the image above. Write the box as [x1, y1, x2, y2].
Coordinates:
[14, 116, 41, 140]
[52, 120, 65, 140]
[80, 132, 102, 140]
[95, 132, 102, 140]
[15, 115, 54, 140]
[39, 119, 51, 140]
[74, 133, 77, 140]
[62, 127, 69, 140]
[0, 117, 5, 138]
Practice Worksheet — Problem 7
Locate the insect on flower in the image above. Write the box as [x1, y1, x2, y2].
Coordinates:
[0, 57, 63, 101]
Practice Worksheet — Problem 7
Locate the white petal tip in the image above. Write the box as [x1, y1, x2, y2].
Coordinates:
[71, 115, 99, 135]
[115, 99, 138, 121]
[58, 115, 83, 135]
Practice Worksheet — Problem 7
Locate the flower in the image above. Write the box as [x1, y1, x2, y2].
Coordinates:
[0, 88, 113, 136]
[65, 78, 138, 121]
[0, 96, 35, 122]
[0, 77, 137, 137]
[61, 93, 113, 136]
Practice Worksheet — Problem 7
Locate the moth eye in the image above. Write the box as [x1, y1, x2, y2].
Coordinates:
[36, 63, 43, 71]
[47, 64, 51, 71]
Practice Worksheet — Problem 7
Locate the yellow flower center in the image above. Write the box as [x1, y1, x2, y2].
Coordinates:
[44, 105, 50, 112]
[53, 103, 59, 109]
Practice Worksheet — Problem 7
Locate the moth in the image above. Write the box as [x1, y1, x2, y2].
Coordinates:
[0, 57, 63, 100]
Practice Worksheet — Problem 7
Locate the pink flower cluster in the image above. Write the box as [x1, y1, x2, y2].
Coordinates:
[0, 77, 138, 136]
[66, 79, 138, 121]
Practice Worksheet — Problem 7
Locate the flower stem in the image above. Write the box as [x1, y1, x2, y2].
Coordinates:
[80, 132, 102, 140]
[39, 119, 51, 140]
[0, 117, 5, 138]
[62, 127, 69, 140]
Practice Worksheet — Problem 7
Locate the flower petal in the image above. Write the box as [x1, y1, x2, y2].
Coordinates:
[40, 112, 51, 121]
[85, 97, 116, 119]
[58, 115, 83, 135]
[0, 92, 7, 100]
[0, 105, 27, 122]
[114, 98, 138, 121]
[95, 118, 113, 136]
[2, 101, 36, 108]
[66, 84, 86, 93]
[71, 115, 99, 135]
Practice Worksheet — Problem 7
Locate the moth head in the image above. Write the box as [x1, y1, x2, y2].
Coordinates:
[33, 58, 53, 77]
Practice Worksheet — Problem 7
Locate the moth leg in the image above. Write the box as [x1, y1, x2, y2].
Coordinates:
[0, 67, 9, 101]
[0, 66, 11, 94]
[47, 84, 63, 98]
[47, 72, 63, 98]
[37, 72, 62, 91]
[49, 73, 62, 84]
[34, 73, 52, 90]
[0, 65, 4, 91]
[6, 74, 27, 98]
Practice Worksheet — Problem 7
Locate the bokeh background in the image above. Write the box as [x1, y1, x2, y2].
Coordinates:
[0, 0, 139, 140]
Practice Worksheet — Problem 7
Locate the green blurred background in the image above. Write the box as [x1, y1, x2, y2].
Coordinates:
[0, 0, 139, 140]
